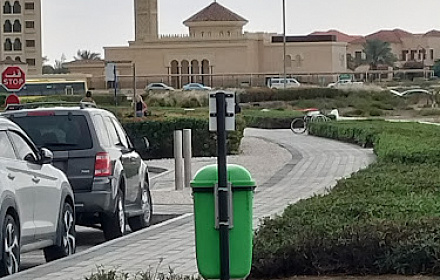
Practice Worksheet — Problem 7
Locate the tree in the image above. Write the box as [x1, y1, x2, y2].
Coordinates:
[53, 54, 69, 74]
[362, 39, 397, 70]
[74, 50, 101, 61]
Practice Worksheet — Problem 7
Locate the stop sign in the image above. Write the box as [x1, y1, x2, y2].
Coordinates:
[1, 66, 26, 92]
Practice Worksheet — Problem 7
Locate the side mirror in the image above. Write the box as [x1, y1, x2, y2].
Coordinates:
[143, 137, 150, 151]
[39, 148, 53, 165]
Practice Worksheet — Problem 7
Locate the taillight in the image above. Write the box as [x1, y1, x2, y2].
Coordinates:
[95, 152, 111, 177]
[27, 111, 55, 116]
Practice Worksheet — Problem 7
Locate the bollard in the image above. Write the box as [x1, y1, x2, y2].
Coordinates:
[174, 130, 184, 191]
[183, 129, 192, 188]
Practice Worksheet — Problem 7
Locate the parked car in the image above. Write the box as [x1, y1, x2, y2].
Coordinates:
[267, 77, 300, 89]
[0, 116, 75, 276]
[145, 82, 174, 91]
[327, 79, 364, 89]
[182, 83, 212, 91]
[2, 102, 153, 241]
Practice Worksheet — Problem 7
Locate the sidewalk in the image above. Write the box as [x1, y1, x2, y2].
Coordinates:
[5, 128, 375, 280]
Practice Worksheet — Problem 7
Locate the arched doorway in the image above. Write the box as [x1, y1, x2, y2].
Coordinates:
[191, 60, 199, 83]
[201, 59, 210, 86]
[181, 60, 189, 86]
[170, 60, 179, 89]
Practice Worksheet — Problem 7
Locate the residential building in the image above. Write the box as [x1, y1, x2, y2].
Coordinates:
[0, 0, 42, 75]
[315, 29, 440, 69]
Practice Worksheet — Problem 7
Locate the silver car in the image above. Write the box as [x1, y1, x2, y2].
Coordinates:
[145, 82, 175, 92]
[0, 117, 75, 276]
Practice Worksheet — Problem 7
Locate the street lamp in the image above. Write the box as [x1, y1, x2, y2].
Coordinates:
[282, 0, 286, 89]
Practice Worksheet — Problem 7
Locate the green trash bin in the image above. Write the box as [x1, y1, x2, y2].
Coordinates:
[191, 164, 256, 279]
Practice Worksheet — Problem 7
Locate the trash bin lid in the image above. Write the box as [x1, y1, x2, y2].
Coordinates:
[191, 164, 256, 189]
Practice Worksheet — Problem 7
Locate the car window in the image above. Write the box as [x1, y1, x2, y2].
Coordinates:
[0, 131, 16, 159]
[8, 131, 38, 162]
[111, 118, 129, 149]
[12, 115, 92, 151]
[93, 114, 110, 147]
[103, 116, 121, 146]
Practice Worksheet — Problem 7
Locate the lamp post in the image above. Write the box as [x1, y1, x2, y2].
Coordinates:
[282, 0, 286, 89]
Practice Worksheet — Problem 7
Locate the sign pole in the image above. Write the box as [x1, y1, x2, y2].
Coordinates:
[113, 64, 118, 116]
[215, 92, 230, 280]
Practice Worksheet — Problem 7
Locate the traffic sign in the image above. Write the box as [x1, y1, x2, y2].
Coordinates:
[2, 66, 26, 91]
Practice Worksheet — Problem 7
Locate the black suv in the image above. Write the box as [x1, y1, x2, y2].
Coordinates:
[2, 102, 152, 240]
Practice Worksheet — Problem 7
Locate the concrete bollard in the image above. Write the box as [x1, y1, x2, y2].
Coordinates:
[183, 129, 192, 188]
[174, 130, 184, 191]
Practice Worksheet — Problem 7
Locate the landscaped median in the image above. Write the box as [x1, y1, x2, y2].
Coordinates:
[252, 120, 440, 277]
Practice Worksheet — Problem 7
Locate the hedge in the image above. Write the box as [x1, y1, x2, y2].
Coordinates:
[122, 116, 245, 159]
[252, 120, 440, 277]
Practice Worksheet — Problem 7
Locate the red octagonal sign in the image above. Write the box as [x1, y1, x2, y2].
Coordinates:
[2, 66, 26, 92]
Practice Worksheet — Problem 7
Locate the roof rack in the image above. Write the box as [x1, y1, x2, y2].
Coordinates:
[5, 101, 97, 111]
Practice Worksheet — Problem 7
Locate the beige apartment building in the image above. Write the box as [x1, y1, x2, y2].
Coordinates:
[66, 0, 348, 89]
[0, 0, 42, 75]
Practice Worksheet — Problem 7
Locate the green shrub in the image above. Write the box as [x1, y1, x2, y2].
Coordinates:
[122, 116, 245, 159]
[252, 120, 440, 277]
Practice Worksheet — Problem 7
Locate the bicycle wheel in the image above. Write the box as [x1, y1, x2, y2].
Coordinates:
[310, 114, 330, 123]
[291, 117, 306, 134]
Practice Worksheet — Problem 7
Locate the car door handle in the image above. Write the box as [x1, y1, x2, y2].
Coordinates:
[32, 177, 40, 183]
[7, 173, 15, 180]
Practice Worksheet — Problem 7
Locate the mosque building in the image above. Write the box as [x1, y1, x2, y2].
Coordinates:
[66, 0, 348, 89]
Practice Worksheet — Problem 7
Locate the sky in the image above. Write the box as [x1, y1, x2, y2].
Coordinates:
[42, 0, 440, 65]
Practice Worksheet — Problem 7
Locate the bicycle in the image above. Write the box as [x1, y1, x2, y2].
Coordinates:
[290, 109, 331, 134]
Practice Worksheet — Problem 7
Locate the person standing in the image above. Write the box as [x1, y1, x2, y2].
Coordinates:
[135, 94, 147, 117]
[81, 90, 95, 104]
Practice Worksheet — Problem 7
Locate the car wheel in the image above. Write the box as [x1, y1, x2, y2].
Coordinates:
[0, 214, 20, 276]
[128, 180, 153, 231]
[44, 202, 76, 262]
[102, 189, 126, 241]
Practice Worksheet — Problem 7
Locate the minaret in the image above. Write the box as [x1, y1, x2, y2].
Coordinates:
[134, 0, 158, 41]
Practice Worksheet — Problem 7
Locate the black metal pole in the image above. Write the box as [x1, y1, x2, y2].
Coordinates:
[114, 64, 117, 107]
[216, 92, 230, 280]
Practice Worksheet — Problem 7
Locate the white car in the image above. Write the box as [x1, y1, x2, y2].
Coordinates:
[267, 77, 300, 89]
[145, 82, 175, 91]
[0, 117, 75, 276]
[327, 79, 364, 89]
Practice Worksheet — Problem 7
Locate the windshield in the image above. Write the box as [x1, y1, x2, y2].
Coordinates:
[12, 115, 93, 151]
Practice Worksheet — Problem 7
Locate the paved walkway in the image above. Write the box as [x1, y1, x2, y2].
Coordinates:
[5, 128, 375, 280]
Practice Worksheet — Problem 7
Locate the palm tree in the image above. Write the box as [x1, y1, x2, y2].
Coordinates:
[74, 50, 101, 61]
[362, 39, 397, 70]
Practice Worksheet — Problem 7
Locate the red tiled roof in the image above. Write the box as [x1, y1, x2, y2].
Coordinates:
[365, 29, 413, 43]
[183, 2, 247, 24]
[309, 30, 362, 42]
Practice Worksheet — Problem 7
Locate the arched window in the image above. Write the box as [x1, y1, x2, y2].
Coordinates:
[13, 38, 21, 51]
[208, 32, 211, 37]
[201, 32, 204, 37]
[14, 56, 21, 62]
[4, 20, 12, 33]
[13, 20, 21, 32]
[3, 2, 12, 14]
[12, 1, 21, 13]
[219, 31, 224, 37]
[285, 55, 292, 68]
[4, 39, 12, 51]
[5, 56, 12, 61]
[295, 54, 303, 67]
[227, 31, 231, 36]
